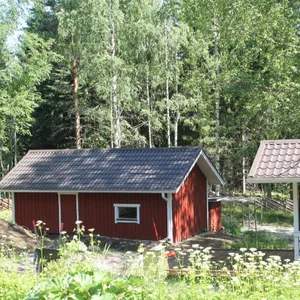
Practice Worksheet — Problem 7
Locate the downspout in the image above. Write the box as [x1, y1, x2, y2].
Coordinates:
[58, 193, 61, 233]
[162, 193, 173, 243]
[206, 179, 209, 232]
[293, 183, 299, 260]
[11, 192, 15, 224]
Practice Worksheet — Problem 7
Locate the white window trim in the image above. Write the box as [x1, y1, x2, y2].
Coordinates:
[114, 204, 140, 224]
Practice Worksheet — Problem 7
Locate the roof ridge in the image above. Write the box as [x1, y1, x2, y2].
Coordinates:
[28, 146, 201, 153]
[260, 139, 300, 144]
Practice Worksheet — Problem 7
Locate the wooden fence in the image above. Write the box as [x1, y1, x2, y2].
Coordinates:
[0, 198, 11, 211]
[261, 197, 293, 213]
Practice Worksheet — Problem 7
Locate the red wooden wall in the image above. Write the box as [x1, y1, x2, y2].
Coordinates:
[209, 202, 222, 232]
[172, 165, 207, 242]
[15, 192, 59, 232]
[79, 193, 167, 240]
[14, 165, 208, 242]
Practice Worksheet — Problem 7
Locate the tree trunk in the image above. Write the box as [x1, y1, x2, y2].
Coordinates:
[9, 117, 17, 169]
[71, 32, 81, 150]
[174, 61, 179, 147]
[165, 20, 171, 148]
[110, 0, 121, 148]
[146, 66, 152, 148]
[174, 109, 180, 147]
[242, 132, 246, 194]
[110, 91, 114, 148]
[214, 16, 220, 195]
[13, 127, 17, 166]
[0, 146, 4, 178]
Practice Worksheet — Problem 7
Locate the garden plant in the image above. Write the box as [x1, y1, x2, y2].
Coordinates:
[0, 220, 300, 299]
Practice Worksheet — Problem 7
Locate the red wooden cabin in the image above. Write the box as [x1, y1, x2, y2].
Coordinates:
[0, 147, 224, 243]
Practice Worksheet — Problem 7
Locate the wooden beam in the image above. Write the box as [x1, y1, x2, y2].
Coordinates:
[11, 192, 15, 223]
[293, 183, 299, 260]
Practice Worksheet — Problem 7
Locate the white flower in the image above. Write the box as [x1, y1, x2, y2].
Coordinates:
[231, 277, 239, 283]
[36, 220, 43, 226]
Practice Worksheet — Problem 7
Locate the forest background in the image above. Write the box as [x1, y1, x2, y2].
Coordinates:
[1, 0, 300, 193]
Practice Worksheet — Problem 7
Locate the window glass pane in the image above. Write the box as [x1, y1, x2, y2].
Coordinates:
[118, 207, 137, 220]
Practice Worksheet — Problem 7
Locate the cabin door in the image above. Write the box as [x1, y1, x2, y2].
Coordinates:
[60, 194, 78, 233]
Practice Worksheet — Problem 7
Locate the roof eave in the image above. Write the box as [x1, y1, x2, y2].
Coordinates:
[175, 150, 225, 193]
[247, 177, 300, 184]
[200, 151, 226, 186]
[0, 189, 178, 194]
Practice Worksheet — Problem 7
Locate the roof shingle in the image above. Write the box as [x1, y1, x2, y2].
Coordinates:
[248, 139, 300, 183]
[0, 147, 223, 192]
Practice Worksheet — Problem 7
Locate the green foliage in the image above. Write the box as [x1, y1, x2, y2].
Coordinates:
[258, 210, 293, 226]
[0, 267, 37, 300]
[29, 270, 127, 299]
[229, 231, 291, 250]
[2, 0, 300, 189]
[222, 218, 242, 236]
[0, 209, 12, 222]
[0, 224, 299, 300]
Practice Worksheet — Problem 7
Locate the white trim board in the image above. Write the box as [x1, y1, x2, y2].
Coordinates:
[114, 204, 140, 224]
[247, 178, 300, 184]
[11, 192, 15, 224]
[293, 183, 299, 260]
[162, 193, 173, 243]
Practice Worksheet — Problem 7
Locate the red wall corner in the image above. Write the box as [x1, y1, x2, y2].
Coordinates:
[172, 165, 207, 242]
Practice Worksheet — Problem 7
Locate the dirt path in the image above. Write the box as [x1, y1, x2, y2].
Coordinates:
[0, 219, 37, 252]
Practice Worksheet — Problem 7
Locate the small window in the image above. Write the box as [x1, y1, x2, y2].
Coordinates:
[114, 204, 140, 224]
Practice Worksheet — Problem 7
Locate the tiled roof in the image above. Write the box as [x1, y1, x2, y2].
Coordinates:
[248, 139, 300, 183]
[0, 147, 224, 192]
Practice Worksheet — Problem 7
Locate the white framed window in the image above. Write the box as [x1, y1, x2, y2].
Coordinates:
[114, 204, 140, 224]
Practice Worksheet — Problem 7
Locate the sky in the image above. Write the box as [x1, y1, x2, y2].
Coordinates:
[5, 1, 31, 50]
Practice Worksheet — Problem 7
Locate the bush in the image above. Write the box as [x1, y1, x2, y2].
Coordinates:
[222, 218, 241, 235]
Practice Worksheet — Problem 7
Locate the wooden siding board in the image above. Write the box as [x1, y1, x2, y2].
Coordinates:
[15, 192, 59, 232]
[79, 193, 167, 240]
[173, 165, 207, 242]
[209, 202, 222, 232]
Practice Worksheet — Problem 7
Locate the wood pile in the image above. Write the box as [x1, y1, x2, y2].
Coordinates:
[0, 198, 11, 211]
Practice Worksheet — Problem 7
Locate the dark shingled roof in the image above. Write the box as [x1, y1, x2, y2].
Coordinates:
[0, 147, 224, 192]
[248, 139, 300, 183]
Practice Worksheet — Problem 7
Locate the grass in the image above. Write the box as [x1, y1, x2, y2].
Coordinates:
[258, 210, 293, 226]
[0, 209, 12, 223]
[221, 205, 293, 249]
[222, 203, 293, 227]
[226, 231, 292, 249]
